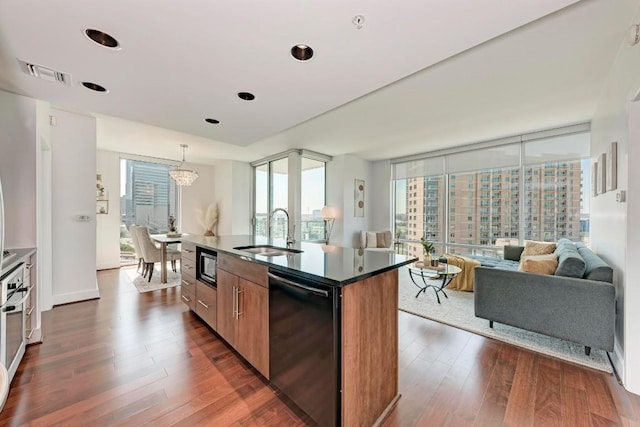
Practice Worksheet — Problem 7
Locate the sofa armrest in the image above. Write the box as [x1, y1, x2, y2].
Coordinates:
[474, 267, 615, 351]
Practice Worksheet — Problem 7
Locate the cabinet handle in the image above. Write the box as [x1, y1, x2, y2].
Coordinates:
[183, 265, 193, 269]
[232, 285, 237, 318]
[181, 295, 191, 303]
[183, 249, 194, 253]
[26, 306, 35, 317]
[26, 329, 34, 340]
[197, 300, 209, 309]
[236, 288, 244, 318]
[181, 280, 191, 286]
[26, 263, 34, 270]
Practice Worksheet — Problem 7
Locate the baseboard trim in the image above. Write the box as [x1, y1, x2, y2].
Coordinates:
[53, 288, 101, 306]
[27, 328, 43, 345]
[611, 340, 624, 384]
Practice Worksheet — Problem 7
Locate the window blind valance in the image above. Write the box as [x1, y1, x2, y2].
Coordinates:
[523, 132, 590, 165]
[392, 157, 444, 180]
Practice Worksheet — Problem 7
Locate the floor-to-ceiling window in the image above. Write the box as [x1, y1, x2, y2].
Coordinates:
[254, 163, 269, 238]
[300, 158, 326, 241]
[252, 150, 328, 241]
[119, 157, 179, 265]
[392, 124, 590, 257]
[270, 158, 289, 240]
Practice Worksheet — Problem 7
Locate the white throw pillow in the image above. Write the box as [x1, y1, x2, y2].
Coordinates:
[366, 231, 377, 248]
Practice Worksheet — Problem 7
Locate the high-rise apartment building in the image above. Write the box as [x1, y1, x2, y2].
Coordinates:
[403, 162, 583, 259]
[122, 160, 177, 232]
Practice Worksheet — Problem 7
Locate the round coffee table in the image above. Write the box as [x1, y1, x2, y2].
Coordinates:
[407, 262, 462, 303]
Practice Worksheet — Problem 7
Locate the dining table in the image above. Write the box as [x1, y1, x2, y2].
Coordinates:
[150, 234, 187, 283]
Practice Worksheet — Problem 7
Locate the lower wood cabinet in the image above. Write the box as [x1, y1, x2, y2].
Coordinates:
[195, 280, 217, 329]
[217, 255, 269, 379]
[181, 264, 196, 311]
[235, 277, 268, 377]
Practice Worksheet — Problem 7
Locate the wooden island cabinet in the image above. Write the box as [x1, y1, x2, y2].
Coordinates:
[216, 254, 269, 378]
[180, 236, 414, 427]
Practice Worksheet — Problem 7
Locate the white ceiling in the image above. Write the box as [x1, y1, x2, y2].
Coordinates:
[0, 0, 638, 164]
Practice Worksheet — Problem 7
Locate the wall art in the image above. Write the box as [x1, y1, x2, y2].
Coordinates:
[606, 142, 617, 191]
[354, 179, 365, 217]
[597, 152, 606, 195]
[591, 161, 598, 197]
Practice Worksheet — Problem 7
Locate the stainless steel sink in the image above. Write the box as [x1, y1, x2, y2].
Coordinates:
[233, 245, 303, 257]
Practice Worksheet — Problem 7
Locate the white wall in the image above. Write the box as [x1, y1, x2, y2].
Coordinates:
[326, 154, 374, 247]
[627, 101, 640, 394]
[370, 160, 393, 231]
[231, 161, 251, 235]
[181, 162, 216, 235]
[35, 100, 52, 335]
[96, 150, 121, 270]
[212, 159, 251, 236]
[51, 109, 99, 305]
[590, 4, 640, 393]
[0, 91, 37, 248]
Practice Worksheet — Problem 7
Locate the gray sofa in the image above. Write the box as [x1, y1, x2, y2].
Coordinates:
[474, 239, 615, 355]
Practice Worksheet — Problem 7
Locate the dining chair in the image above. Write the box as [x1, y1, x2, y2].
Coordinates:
[135, 226, 181, 281]
[129, 225, 145, 273]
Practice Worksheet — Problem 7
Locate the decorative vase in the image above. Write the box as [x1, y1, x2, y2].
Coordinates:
[423, 252, 431, 265]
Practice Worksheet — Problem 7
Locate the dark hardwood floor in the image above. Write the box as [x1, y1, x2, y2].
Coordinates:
[1, 268, 639, 426]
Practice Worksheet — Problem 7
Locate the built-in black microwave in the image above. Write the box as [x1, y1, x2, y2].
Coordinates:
[196, 247, 217, 287]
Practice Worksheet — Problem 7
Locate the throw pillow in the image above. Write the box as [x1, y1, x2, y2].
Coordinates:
[522, 240, 557, 257]
[376, 232, 387, 248]
[521, 257, 558, 275]
[366, 231, 377, 248]
[518, 253, 557, 272]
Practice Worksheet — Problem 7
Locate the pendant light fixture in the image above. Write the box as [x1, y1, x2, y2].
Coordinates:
[169, 144, 199, 186]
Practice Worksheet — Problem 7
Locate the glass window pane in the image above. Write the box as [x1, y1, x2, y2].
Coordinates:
[301, 158, 325, 241]
[523, 160, 587, 243]
[393, 175, 444, 259]
[120, 158, 179, 265]
[254, 164, 268, 238]
[448, 167, 519, 248]
[270, 158, 288, 239]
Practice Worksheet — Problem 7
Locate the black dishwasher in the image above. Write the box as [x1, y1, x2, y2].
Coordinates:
[268, 270, 340, 427]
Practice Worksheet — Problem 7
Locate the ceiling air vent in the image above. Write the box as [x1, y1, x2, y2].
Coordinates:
[17, 59, 72, 85]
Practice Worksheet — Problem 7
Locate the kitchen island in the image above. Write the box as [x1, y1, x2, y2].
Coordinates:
[181, 235, 415, 427]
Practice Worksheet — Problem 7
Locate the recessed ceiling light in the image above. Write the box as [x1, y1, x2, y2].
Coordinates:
[291, 44, 314, 61]
[82, 81, 108, 92]
[204, 118, 219, 124]
[238, 92, 255, 101]
[85, 29, 120, 49]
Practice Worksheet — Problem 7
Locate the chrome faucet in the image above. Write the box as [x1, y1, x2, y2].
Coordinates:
[270, 208, 295, 245]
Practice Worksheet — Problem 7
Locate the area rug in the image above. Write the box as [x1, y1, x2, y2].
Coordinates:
[398, 269, 613, 373]
[123, 266, 181, 293]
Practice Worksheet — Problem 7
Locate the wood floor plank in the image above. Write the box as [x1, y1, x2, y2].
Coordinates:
[533, 356, 562, 426]
[503, 350, 538, 427]
[1, 268, 639, 427]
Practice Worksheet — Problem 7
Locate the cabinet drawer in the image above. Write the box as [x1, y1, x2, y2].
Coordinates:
[181, 285, 196, 311]
[181, 273, 196, 291]
[182, 242, 197, 261]
[218, 254, 268, 288]
[181, 256, 196, 278]
[195, 280, 217, 329]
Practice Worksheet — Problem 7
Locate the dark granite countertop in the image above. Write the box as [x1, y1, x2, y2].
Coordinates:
[1, 247, 36, 278]
[183, 235, 416, 286]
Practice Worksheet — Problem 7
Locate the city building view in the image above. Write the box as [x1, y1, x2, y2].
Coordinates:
[119, 159, 179, 264]
[395, 160, 587, 259]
